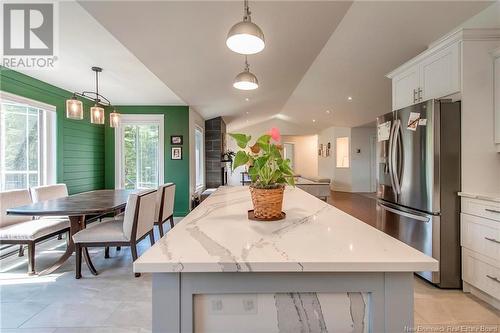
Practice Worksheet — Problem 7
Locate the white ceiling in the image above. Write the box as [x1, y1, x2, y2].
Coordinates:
[12, 1, 493, 131]
[78, 0, 492, 132]
[14, 1, 184, 106]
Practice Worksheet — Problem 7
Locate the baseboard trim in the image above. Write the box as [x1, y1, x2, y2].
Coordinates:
[463, 281, 500, 310]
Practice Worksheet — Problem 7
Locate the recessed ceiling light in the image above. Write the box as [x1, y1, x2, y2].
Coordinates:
[246, 111, 249, 114]
[312, 119, 316, 123]
[347, 96, 353, 101]
[326, 110, 331, 114]
[245, 98, 249, 102]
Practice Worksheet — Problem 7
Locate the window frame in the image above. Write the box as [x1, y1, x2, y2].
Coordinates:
[0, 91, 56, 191]
[114, 114, 164, 189]
[194, 125, 204, 191]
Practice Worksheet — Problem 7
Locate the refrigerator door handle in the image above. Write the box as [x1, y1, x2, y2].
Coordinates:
[378, 202, 430, 222]
[391, 119, 402, 195]
[387, 120, 398, 199]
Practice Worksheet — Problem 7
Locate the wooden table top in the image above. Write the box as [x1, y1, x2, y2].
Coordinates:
[7, 189, 134, 216]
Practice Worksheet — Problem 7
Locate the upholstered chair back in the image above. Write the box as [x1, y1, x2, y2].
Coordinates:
[122, 190, 157, 241]
[155, 183, 176, 223]
[31, 184, 68, 203]
[0, 189, 32, 228]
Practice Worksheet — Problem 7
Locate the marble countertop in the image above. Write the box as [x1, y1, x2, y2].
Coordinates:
[458, 192, 500, 203]
[134, 186, 438, 273]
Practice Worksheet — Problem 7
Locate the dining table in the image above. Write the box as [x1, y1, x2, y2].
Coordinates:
[6, 189, 133, 276]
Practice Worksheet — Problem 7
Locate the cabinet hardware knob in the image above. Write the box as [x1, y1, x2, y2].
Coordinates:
[413, 89, 418, 104]
[485, 208, 500, 214]
[486, 275, 500, 283]
[484, 237, 500, 244]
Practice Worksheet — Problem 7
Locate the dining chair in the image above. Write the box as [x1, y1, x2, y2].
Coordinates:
[72, 189, 157, 278]
[0, 189, 70, 275]
[30, 184, 70, 243]
[155, 183, 176, 237]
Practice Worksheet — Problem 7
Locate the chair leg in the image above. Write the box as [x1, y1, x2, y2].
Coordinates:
[116, 246, 121, 251]
[18, 245, 24, 257]
[149, 230, 155, 246]
[57, 234, 62, 240]
[75, 244, 82, 279]
[158, 223, 164, 238]
[169, 216, 175, 229]
[104, 246, 110, 259]
[66, 231, 70, 247]
[131, 243, 140, 277]
[27, 242, 35, 275]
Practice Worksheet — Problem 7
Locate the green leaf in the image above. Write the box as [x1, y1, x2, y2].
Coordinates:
[256, 134, 271, 145]
[232, 151, 249, 170]
[229, 133, 251, 149]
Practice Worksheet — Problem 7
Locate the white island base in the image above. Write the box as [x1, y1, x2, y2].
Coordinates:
[135, 187, 437, 333]
[152, 271, 413, 333]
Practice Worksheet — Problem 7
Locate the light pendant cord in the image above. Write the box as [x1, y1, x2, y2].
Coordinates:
[243, 0, 251, 22]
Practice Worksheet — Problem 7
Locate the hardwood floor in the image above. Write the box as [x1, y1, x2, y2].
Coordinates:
[328, 191, 378, 227]
[328, 190, 500, 329]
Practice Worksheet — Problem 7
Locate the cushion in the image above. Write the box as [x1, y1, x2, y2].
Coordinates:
[0, 218, 69, 241]
[73, 219, 129, 243]
[0, 189, 33, 228]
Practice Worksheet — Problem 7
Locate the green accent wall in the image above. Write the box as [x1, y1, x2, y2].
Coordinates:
[104, 106, 190, 217]
[0, 68, 105, 195]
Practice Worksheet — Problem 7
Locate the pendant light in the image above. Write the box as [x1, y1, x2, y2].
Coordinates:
[66, 94, 83, 120]
[233, 56, 259, 90]
[226, 0, 265, 55]
[109, 109, 120, 128]
[66, 66, 119, 127]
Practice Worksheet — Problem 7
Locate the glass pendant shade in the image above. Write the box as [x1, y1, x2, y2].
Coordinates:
[110, 111, 120, 128]
[90, 104, 105, 125]
[233, 69, 259, 90]
[66, 97, 83, 120]
[226, 21, 265, 55]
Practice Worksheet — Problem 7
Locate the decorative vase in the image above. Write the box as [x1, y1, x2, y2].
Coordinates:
[249, 185, 285, 221]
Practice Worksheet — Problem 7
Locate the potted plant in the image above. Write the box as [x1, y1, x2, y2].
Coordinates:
[229, 128, 295, 221]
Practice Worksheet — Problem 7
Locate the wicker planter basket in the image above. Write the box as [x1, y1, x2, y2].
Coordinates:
[249, 185, 285, 220]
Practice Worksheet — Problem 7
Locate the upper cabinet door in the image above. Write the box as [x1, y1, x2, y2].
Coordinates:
[392, 65, 419, 111]
[420, 43, 461, 101]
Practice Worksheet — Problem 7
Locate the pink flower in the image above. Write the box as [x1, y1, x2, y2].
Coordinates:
[269, 127, 281, 142]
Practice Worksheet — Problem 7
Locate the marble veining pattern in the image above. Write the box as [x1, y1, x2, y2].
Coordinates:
[135, 186, 437, 273]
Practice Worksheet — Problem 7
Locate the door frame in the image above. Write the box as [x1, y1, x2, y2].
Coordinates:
[114, 114, 164, 189]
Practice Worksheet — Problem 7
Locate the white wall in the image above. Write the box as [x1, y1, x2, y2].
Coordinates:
[317, 126, 376, 192]
[351, 127, 377, 192]
[281, 135, 318, 177]
[461, 39, 500, 196]
[189, 108, 205, 199]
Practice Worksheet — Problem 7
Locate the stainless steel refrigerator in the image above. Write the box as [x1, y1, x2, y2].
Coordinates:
[376, 99, 461, 288]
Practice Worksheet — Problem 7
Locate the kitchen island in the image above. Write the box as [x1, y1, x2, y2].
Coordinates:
[135, 186, 437, 333]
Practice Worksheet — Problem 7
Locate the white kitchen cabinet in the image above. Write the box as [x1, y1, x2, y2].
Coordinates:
[388, 39, 461, 111]
[493, 47, 500, 153]
[420, 43, 460, 101]
[460, 195, 500, 310]
[392, 65, 420, 111]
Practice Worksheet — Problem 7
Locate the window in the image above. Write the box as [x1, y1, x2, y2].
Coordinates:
[115, 114, 164, 189]
[0, 92, 56, 191]
[336, 137, 350, 168]
[195, 126, 204, 190]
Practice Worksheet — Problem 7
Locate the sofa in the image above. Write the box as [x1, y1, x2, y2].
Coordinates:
[294, 175, 331, 201]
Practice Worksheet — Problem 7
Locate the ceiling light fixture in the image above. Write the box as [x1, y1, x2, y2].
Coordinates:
[312, 119, 316, 123]
[233, 56, 259, 90]
[348, 96, 353, 101]
[226, 0, 265, 55]
[65, 67, 120, 127]
[326, 110, 331, 114]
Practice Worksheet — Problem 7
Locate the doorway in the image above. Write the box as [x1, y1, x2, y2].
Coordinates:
[115, 114, 164, 189]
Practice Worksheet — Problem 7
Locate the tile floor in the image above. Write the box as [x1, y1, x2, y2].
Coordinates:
[0, 219, 182, 333]
[1, 200, 499, 332]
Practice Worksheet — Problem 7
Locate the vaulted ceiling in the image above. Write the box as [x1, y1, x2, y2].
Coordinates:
[20, 1, 494, 133]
